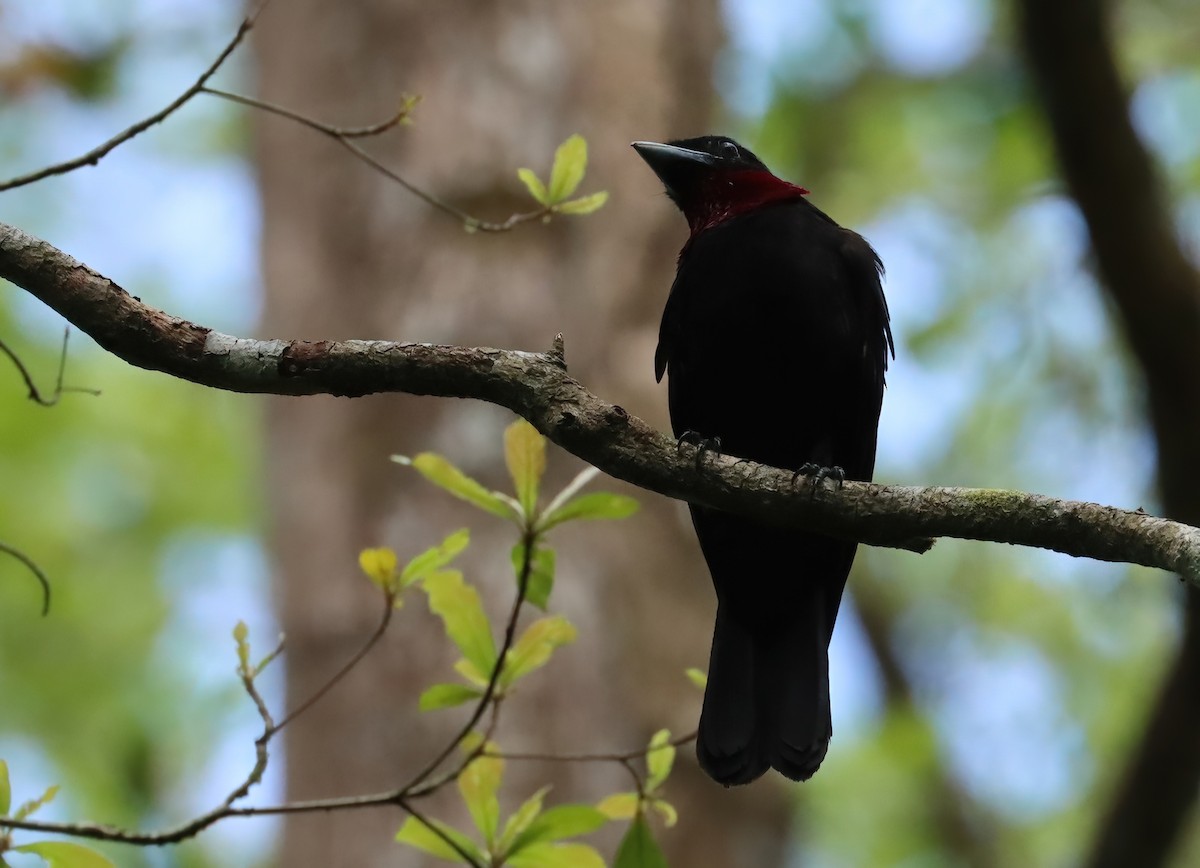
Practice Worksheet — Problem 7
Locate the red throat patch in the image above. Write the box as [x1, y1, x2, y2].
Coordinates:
[682, 169, 810, 237]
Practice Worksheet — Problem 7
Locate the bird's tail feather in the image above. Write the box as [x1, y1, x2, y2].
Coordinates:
[697, 602, 831, 785]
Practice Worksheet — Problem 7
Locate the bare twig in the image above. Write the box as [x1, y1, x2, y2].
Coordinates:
[0, 328, 99, 406]
[489, 729, 697, 766]
[203, 88, 549, 232]
[272, 592, 395, 733]
[0, 3, 268, 192]
[0, 6, 561, 233]
[0, 541, 51, 615]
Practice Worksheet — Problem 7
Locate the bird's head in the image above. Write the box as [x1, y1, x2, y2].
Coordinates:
[631, 136, 809, 235]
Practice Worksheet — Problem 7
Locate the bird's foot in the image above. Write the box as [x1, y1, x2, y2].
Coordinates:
[791, 463, 846, 495]
[677, 431, 723, 469]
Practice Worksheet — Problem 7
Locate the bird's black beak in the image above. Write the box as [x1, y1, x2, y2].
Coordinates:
[631, 141, 716, 198]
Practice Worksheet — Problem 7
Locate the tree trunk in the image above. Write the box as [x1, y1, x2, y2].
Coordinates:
[253, 0, 794, 864]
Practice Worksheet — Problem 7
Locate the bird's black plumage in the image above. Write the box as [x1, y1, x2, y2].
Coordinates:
[633, 136, 892, 785]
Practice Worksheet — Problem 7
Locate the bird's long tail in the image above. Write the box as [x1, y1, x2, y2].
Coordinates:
[697, 602, 832, 785]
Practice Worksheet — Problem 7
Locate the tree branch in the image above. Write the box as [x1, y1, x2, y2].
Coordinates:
[3, 221, 1199, 584]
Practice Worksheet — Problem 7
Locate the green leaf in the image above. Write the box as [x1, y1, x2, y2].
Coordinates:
[511, 543, 556, 610]
[454, 658, 490, 687]
[541, 467, 600, 520]
[508, 842, 606, 868]
[548, 134, 588, 203]
[396, 816, 485, 863]
[401, 529, 470, 587]
[511, 804, 608, 852]
[554, 191, 609, 215]
[400, 453, 520, 521]
[419, 683, 483, 712]
[500, 615, 577, 688]
[0, 758, 10, 815]
[518, 168, 550, 205]
[613, 816, 668, 868]
[596, 792, 638, 821]
[645, 729, 675, 791]
[497, 785, 551, 855]
[537, 492, 639, 533]
[423, 570, 497, 678]
[649, 798, 678, 828]
[14, 784, 59, 821]
[13, 841, 115, 868]
[684, 668, 707, 690]
[458, 753, 504, 847]
[504, 420, 546, 518]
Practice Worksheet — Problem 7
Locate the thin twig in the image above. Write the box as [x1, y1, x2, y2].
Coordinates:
[397, 799, 484, 868]
[0, 329, 99, 406]
[0, 541, 51, 615]
[202, 87, 549, 232]
[271, 591, 395, 733]
[489, 730, 697, 765]
[223, 639, 282, 807]
[0, 3, 269, 192]
[201, 87, 416, 139]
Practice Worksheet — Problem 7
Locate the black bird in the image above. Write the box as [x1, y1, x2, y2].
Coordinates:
[633, 136, 892, 785]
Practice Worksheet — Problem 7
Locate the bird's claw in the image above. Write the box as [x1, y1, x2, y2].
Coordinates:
[791, 463, 846, 494]
[677, 431, 723, 469]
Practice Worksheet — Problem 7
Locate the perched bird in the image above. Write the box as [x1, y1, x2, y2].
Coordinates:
[633, 136, 893, 785]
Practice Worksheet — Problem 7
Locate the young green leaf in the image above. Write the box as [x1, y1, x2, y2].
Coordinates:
[458, 753, 504, 847]
[419, 683, 483, 712]
[454, 658, 489, 687]
[645, 729, 675, 791]
[548, 134, 588, 203]
[232, 620, 251, 674]
[684, 668, 707, 690]
[497, 785, 551, 856]
[401, 529, 470, 587]
[517, 168, 550, 206]
[508, 842, 606, 868]
[537, 492, 639, 533]
[0, 758, 10, 815]
[13, 784, 59, 821]
[12, 841, 115, 868]
[511, 543, 556, 610]
[504, 420, 546, 518]
[541, 467, 600, 520]
[358, 547, 398, 591]
[510, 804, 608, 852]
[500, 615, 577, 688]
[650, 798, 678, 828]
[554, 191, 609, 215]
[613, 816, 668, 868]
[423, 570, 497, 678]
[596, 792, 638, 821]
[400, 452, 521, 521]
[396, 816, 485, 863]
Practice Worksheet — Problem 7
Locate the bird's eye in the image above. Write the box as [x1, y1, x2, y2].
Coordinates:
[720, 141, 740, 160]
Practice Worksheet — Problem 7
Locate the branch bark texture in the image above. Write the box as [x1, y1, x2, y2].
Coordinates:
[3, 220, 1199, 584]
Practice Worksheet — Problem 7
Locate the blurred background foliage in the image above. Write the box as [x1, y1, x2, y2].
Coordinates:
[1, 0, 1199, 866]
